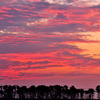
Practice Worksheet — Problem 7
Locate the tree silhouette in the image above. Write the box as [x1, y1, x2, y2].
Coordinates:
[88, 88, 95, 99]
[17, 86, 27, 99]
[36, 85, 50, 99]
[0, 86, 3, 98]
[96, 85, 100, 99]
[62, 85, 69, 99]
[53, 85, 62, 99]
[28, 85, 36, 99]
[0, 84, 99, 99]
[78, 89, 84, 99]
[12, 85, 19, 99]
[70, 85, 77, 99]
[3, 85, 8, 98]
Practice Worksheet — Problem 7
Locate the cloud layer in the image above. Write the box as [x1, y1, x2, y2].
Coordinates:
[0, 0, 100, 88]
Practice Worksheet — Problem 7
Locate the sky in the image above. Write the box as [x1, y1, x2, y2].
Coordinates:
[0, 0, 100, 89]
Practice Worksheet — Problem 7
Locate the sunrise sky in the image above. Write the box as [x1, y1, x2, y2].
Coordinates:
[0, 0, 100, 89]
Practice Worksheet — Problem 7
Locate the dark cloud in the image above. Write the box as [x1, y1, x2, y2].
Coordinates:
[14, 64, 63, 70]
[0, 59, 10, 69]
[56, 13, 67, 19]
[62, 71, 100, 76]
[18, 72, 55, 77]
[0, 78, 3, 81]
[0, 33, 92, 54]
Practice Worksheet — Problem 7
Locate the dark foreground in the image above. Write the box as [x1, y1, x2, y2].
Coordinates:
[0, 99, 99, 100]
[0, 85, 100, 99]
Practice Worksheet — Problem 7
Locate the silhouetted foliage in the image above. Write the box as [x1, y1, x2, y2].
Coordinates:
[96, 85, 100, 99]
[0, 85, 99, 99]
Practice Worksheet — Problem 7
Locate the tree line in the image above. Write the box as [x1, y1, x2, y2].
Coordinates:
[0, 85, 100, 99]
